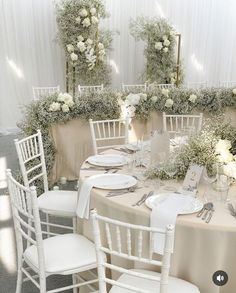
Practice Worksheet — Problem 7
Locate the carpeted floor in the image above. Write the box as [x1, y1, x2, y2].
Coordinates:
[0, 134, 75, 292]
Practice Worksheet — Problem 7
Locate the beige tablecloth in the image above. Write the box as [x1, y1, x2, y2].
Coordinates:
[78, 150, 236, 293]
[50, 109, 236, 183]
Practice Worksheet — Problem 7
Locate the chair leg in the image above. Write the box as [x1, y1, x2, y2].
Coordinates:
[72, 274, 78, 293]
[45, 213, 50, 238]
[73, 217, 77, 233]
[15, 266, 23, 293]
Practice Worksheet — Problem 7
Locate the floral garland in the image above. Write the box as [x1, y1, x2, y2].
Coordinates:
[56, 0, 112, 86]
[130, 17, 183, 84]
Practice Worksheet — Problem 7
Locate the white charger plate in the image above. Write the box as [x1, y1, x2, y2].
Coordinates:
[92, 174, 137, 190]
[145, 193, 203, 215]
[87, 154, 127, 167]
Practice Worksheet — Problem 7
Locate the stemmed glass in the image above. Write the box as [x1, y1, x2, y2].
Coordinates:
[203, 163, 218, 184]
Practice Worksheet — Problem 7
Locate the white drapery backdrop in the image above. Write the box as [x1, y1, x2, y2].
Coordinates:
[1, 0, 236, 129]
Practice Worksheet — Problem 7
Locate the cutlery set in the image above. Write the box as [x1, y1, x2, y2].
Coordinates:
[197, 202, 214, 223]
[106, 186, 142, 197]
[132, 191, 154, 206]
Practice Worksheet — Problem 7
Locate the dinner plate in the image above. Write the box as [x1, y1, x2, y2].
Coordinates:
[92, 174, 137, 190]
[145, 193, 203, 215]
[87, 154, 127, 167]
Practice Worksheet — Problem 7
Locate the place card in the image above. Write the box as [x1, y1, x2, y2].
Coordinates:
[182, 164, 204, 191]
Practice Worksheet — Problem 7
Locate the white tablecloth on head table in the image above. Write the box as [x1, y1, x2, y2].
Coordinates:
[77, 149, 236, 293]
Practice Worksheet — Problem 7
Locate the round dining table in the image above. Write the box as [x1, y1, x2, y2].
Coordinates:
[78, 149, 236, 293]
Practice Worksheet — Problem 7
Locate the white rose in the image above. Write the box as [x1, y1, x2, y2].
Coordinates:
[98, 42, 104, 50]
[90, 7, 96, 15]
[163, 47, 169, 53]
[82, 17, 91, 27]
[154, 42, 163, 50]
[77, 41, 86, 52]
[161, 88, 169, 97]
[163, 39, 170, 47]
[70, 52, 78, 61]
[126, 93, 140, 106]
[66, 44, 74, 53]
[57, 93, 64, 102]
[79, 8, 88, 17]
[62, 104, 70, 113]
[189, 94, 197, 103]
[91, 16, 98, 24]
[162, 35, 168, 40]
[218, 150, 234, 163]
[215, 139, 232, 153]
[76, 16, 81, 23]
[223, 162, 236, 179]
[62, 93, 73, 104]
[232, 88, 236, 95]
[49, 102, 61, 112]
[151, 96, 158, 102]
[77, 35, 84, 42]
[86, 38, 93, 45]
[165, 98, 174, 108]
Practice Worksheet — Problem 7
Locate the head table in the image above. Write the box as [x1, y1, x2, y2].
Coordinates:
[78, 149, 236, 293]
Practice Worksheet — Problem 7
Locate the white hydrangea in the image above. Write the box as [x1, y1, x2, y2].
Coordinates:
[77, 35, 84, 42]
[162, 35, 168, 40]
[189, 94, 197, 103]
[126, 93, 141, 106]
[232, 88, 236, 95]
[82, 17, 91, 27]
[163, 47, 169, 53]
[70, 52, 78, 61]
[57, 93, 64, 102]
[86, 38, 93, 45]
[218, 150, 234, 163]
[66, 100, 75, 108]
[215, 139, 232, 153]
[62, 104, 70, 113]
[165, 98, 174, 108]
[79, 8, 88, 17]
[91, 16, 99, 24]
[98, 42, 104, 50]
[62, 93, 73, 104]
[163, 39, 170, 47]
[49, 102, 61, 112]
[161, 88, 169, 97]
[151, 96, 158, 102]
[77, 41, 86, 52]
[90, 7, 96, 15]
[154, 42, 162, 50]
[223, 161, 236, 179]
[76, 16, 81, 24]
[66, 44, 74, 53]
[140, 93, 147, 101]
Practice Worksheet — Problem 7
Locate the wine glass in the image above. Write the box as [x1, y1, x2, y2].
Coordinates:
[203, 163, 218, 184]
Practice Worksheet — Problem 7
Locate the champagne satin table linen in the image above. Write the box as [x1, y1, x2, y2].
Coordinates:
[78, 150, 236, 293]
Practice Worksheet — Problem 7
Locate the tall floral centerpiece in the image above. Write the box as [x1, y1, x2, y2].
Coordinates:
[130, 17, 183, 85]
[56, 0, 112, 95]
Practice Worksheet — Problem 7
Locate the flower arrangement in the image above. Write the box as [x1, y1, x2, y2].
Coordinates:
[130, 17, 183, 85]
[49, 93, 74, 113]
[56, 0, 112, 87]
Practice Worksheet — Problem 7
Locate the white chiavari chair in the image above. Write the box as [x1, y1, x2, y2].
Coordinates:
[91, 210, 200, 293]
[89, 118, 129, 155]
[186, 82, 207, 89]
[122, 83, 147, 92]
[32, 86, 60, 100]
[78, 84, 104, 94]
[220, 81, 236, 88]
[156, 84, 174, 89]
[163, 112, 203, 137]
[6, 170, 99, 293]
[14, 130, 78, 233]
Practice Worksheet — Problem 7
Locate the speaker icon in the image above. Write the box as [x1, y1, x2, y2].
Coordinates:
[213, 270, 228, 286]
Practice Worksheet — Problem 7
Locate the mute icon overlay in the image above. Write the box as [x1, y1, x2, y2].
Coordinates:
[212, 270, 228, 286]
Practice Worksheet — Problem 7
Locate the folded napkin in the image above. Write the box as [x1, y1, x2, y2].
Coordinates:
[76, 176, 97, 219]
[150, 194, 192, 255]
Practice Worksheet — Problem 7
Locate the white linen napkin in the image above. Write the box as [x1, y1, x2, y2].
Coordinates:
[76, 176, 97, 219]
[150, 194, 192, 255]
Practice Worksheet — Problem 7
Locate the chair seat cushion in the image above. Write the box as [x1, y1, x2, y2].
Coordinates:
[24, 234, 98, 274]
[109, 269, 200, 293]
[38, 190, 77, 216]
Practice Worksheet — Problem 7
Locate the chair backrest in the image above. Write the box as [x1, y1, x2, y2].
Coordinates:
[89, 118, 129, 155]
[91, 210, 174, 293]
[14, 130, 48, 193]
[6, 170, 46, 279]
[163, 112, 203, 135]
[32, 86, 60, 100]
[122, 83, 147, 92]
[220, 81, 236, 88]
[78, 84, 104, 94]
[186, 82, 207, 89]
[156, 84, 174, 89]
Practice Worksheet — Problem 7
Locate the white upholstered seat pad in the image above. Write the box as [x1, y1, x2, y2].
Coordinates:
[38, 190, 77, 216]
[110, 269, 200, 293]
[24, 234, 98, 274]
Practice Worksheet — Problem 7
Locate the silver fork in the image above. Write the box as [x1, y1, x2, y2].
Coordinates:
[136, 191, 154, 206]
